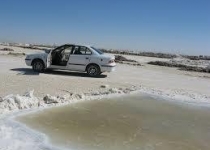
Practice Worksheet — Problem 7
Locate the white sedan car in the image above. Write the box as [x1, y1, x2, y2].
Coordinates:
[25, 44, 116, 77]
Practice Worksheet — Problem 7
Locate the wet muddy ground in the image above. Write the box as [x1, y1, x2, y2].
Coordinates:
[18, 94, 210, 150]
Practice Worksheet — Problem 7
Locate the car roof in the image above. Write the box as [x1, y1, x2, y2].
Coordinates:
[53, 44, 100, 55]
[61, 44, 92, 48]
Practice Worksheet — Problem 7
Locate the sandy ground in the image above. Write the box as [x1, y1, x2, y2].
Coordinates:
[0, 45, 45, 55]
[0, 52, 210, 99]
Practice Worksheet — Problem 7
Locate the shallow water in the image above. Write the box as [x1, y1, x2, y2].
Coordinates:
[18, 94, 210, 150]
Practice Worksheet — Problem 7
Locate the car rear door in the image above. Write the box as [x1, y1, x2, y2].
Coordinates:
[67, 46, 92, 71]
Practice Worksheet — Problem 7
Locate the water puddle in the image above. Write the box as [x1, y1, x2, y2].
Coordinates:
[17, 94, 210, 150]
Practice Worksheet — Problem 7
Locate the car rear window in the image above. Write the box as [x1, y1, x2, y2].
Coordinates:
[91, 47, 104, 55]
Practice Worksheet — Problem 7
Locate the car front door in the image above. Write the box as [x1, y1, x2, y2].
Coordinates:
[67, 46, 92, 71]
[46, 50, 52, 68]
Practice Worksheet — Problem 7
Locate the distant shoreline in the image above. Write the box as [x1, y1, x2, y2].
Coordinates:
[1, 42, 210, 60]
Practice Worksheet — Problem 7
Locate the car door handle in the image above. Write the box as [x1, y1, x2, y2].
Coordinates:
[86, 57, 89, 60]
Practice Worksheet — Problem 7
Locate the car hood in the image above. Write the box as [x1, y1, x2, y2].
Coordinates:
[26, 52, 48, 59]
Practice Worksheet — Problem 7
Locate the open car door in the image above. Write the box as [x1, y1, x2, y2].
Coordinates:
[46, 50, 52, 68]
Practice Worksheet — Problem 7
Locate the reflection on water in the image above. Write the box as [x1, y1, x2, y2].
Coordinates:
[18, 94, 210, 150]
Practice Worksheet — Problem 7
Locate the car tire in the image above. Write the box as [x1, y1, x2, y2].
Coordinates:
[87, 64, 101, 77]
[32, 60, 45, 72]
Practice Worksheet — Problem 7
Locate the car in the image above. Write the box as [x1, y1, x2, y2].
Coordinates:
[25, 44, 116, 77]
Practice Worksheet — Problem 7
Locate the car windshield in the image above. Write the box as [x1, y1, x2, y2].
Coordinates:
[91, 47, 104, 55]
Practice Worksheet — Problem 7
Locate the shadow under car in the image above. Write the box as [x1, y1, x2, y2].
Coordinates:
[10, 68, 107, 78]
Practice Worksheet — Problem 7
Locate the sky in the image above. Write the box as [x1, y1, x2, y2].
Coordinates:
[0, 0, 209, 55]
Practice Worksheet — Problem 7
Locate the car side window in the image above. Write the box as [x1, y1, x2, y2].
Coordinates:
[72, 46, 81, 55]
[85, 48, 92, 55]
[80, 47, 92, 55]
[79, 47, 87, 55]
[72, 46, 92, 55]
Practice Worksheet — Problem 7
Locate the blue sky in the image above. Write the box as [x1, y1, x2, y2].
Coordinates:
[0, 0, 209, 55]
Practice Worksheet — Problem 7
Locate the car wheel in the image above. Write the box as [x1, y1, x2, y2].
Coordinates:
[32, 60, 45, 72]
[87, 64, 101, 77]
